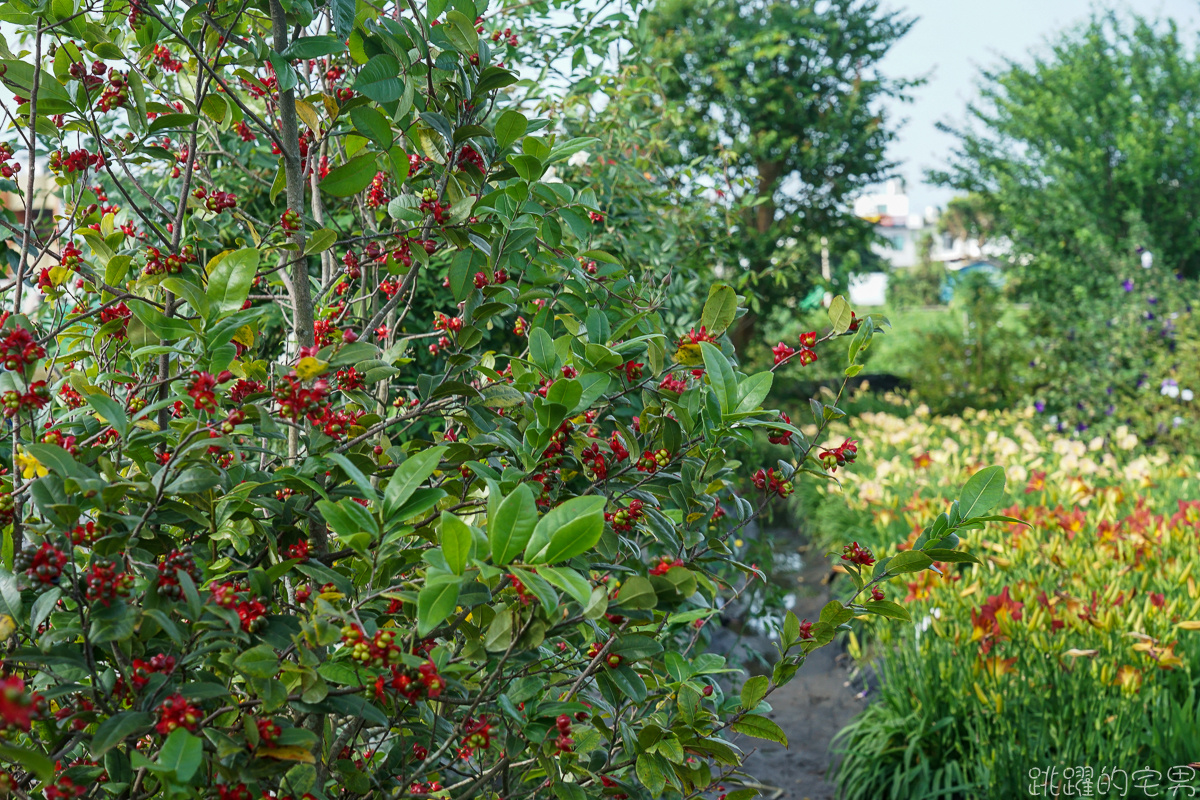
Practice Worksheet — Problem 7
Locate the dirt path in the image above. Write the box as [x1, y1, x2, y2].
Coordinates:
[730, 554, 866, 800]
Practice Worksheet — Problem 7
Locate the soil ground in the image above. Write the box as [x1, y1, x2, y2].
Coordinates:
[727, 549, 867, 800]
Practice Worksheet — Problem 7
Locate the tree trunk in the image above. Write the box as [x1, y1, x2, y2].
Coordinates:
[731, 160, 784, 355]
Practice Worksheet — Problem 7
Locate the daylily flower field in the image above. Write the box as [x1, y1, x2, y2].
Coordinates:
[797, 399, 1200, 797]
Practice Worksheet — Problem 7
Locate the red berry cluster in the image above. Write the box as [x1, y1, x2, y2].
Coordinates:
[315, 406, 362, 440]
[0, 327, 46, 371]
[841, 541, 875, 567]
[818, 438, 858, 471]
[752, 467, 793, 498]
[193, 187, 237, 212]
[94, 69, 129, 112]
[460, 715, 494, 755]
[458, 145, 485, 171]
[155, 693, 202, 735]
[256, 717, 281, 745]
[83, 558, 134, 606]
[98, 302, 132, 338]
[768, 412, 793, 445]
[552, 714, 574, 753]
[678, 326, 718, 346]
[636, 448, 670, 473]
[216, 785, 251, 800]
[68, 521, 100, 546]
[490, 26, 519, 46]
[605, 499, 644, 533]
[771, 342, 795, 364]
[230, 379, 266, 404]
[49, 148, 105, 175]
[188, 371, 218, 411]
[150, 44, 182, 72]
[372, 661, 446, 702]
[342, 625, 403, 667]
[237, 597, 268, 633]
[0, 675, 46, 732]
[622, 360, 644, 382]
[42, 776, 86, 800]
[273, 372, 329, 422]
[366, 172, 389, 208]
[59, 241, 83, 271]
[799, 331, 817, 347]
[286, 540, 310, 562]
[509, 572, 536, 606]
[649, 555, 684, 576]
[0, 142, 20, 178]
[130, 653, 176, 689]
[2, 381, 51, 417]
[280, 208, 301, 231]
[236, 121, 256, 142]
[472, 269, 508, 288]
[14, 542, 68, 587]
[586, 642, 623, 668]
[143, 244, 195, 277]
[157, 547, 197, 601]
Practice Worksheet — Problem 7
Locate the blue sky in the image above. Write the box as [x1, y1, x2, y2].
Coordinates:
[878, 0, 1200, 214]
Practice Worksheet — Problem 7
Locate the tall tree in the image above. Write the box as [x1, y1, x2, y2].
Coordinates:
[646, 0, 917, 331]
[930, 13, 1200, 301]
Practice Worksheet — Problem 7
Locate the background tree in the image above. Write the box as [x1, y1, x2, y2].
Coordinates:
[645, 0, 918, 342]
[930, 12, 1200, 440]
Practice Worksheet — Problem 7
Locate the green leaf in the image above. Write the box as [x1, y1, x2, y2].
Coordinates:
[732, 714, 788, 746]
[417, 578, 460, 635]
[282, 35, 346, 60]
[735, 372, 773, 414]
[740, 675, 769, 710]
[85, 392, 129, 439]
[523, 496, 607, 564]
[304, 228, 338, 255]
[528, 327, 556, 374]
[489, 483, 537, 565]
[701, 283, 738, 334]
[828, 295, 853, 334]
[0, 741, 53, 781]
[538, 565, 592, 606]
[494, 110, 527, 150]
[819, 599, 854, 627]
[350, 107, 394, 150]
[0, 570, 22, 623]
[331, 0, 355, 38]
[921, 548, 981, 564]
[157, 728, 204, 781]
[206, 248, 260, 315]
[352, 55, 404, 103]
[636, 753, 667, 796]
[383, 446, 448, 518]
[958, 465, 1006, 519]
[321, 153, 378, 197]
[443, 10, 480, 52]
[700, 342, 736, 415]
[233, 645, 280, 679]
[92, 712, 154, 756]
[863, 600, 911, 621]
[615, 575, 657, 610]
[884, 551, 933, 575]
[439, 511, 472, 575]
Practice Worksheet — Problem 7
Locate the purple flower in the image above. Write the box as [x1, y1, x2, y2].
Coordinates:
[1123, 278, 1135, 292]
[1035, 400, 1045, 413]
[1075, 422, 1088, 433]
[1148, 296, 1159, 305]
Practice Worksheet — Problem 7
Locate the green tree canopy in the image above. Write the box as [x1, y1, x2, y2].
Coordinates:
[930, 13, 1200, 300]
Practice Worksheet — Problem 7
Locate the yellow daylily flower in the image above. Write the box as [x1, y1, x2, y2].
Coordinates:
[16, 448, 47, 480]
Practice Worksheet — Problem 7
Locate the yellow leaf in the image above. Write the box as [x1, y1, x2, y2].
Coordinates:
[0, 615, 15, 639]
[685, 512, 706, 524]
[48, 265, 72, 287]
[672, 342, 704, 366]
[295, 357, 328, 380]
[1177, 620, 1200, 630]
[294, 99, 321, 131]
[1063, 648, 1099, 658]
[134, 419, 161, 432]
[232, 325, 255, 348]
[257, 747, 316, 764]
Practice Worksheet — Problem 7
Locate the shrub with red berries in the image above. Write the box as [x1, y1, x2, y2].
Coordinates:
[0, 8, 994, 797]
